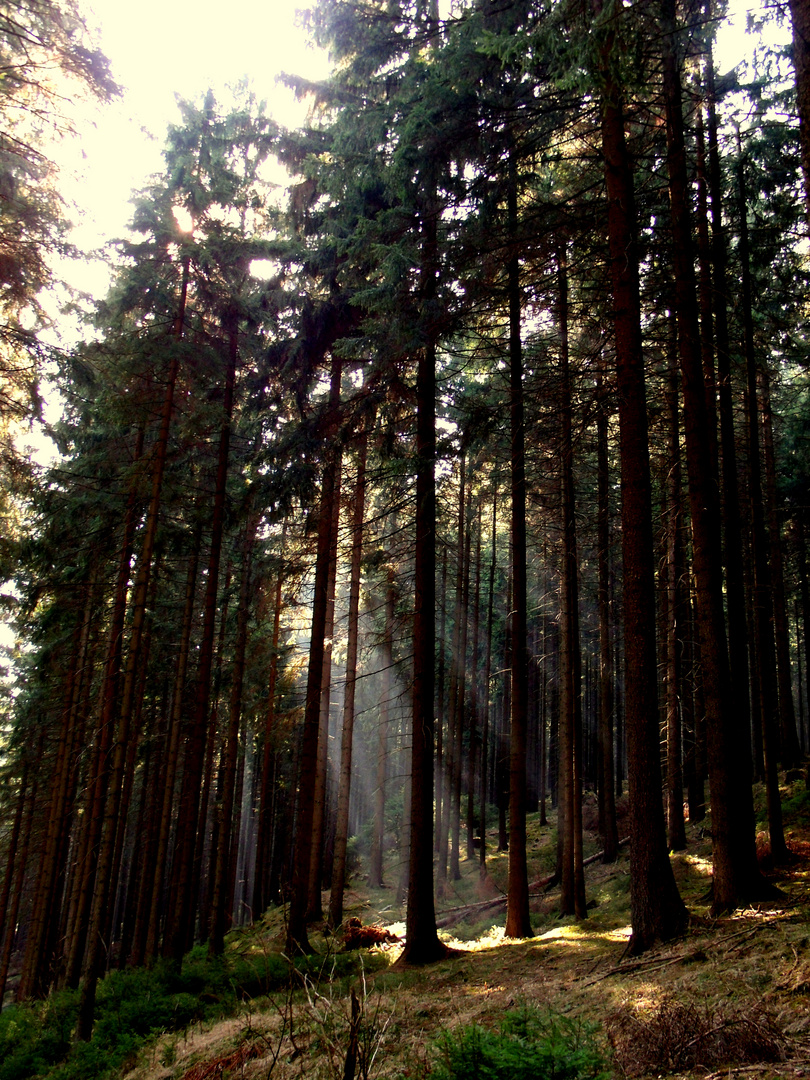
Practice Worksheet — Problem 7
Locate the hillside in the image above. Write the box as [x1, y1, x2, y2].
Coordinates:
[117, 779, 810, 1080]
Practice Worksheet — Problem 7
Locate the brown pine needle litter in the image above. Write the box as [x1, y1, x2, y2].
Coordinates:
[606, 998, 786, 1077]
[179, 1039, 265, 1080]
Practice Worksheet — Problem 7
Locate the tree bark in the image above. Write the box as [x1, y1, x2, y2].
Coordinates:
[665, 315, 687, 853]
[370, 562, 394, 888]
[403, 150, 444, 960]
[661, 1, 764, 912]
[209, 510, 259, 954]
[737, 151, 789, 863]
[287, 352, 342, 954]
[558, 245, 586, 919]
[252, 521, 287, 918]
[329, 426, 368, 928]
[505, 147, 532, 940]
[595, 0, 687, 952]
[0, 762, 35, 1005]
[162, 310, 238, 965]
[596, 366, 619, 862]
[759, 363, 802, 767]
[480, 483, 497, 874]
[307, 439, 342, 921]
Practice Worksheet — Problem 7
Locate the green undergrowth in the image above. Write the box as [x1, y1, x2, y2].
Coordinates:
[426, 1004, 611, 1080]
[0, 943, 383, 1080]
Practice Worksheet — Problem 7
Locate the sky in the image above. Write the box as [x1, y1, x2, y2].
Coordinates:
[56, 0, 786, 296]
[60, 0, 330, 270]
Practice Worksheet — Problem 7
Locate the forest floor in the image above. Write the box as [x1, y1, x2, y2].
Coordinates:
[126, 779, 810, 1080]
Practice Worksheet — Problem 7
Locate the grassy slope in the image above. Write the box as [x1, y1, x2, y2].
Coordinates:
[91, 780, 810, 1079]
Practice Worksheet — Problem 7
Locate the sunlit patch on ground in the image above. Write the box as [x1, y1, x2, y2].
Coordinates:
[440, 924, 507, 951]
[675, 852, 713, 873]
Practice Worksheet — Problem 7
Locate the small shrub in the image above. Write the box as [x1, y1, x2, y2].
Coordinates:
[429, 1005, 609, 1080]
[0, 992, 79, 1080]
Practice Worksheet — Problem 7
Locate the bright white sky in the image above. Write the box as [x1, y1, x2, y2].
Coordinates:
[62, 0, 330, 264]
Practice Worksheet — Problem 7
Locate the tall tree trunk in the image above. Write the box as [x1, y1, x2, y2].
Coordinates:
[759, 363, 802, 766]
[370, 562, 394, 888]
[737, 151, 789, 863]
[209, 510, 259, 954]
[704, 41, 750, 835]
[403, 145, 444, 961]
[665, 317, 687, 853]
[439, 456, 466, 892]
[307, 443, 342, 921]
[191, 569, 231, 946]
[162, 311, 238, 965]
[661, 1, 765, 913]
[480, 483, 497, 875]
[557, 247, 586, 919]
[105, 554, 160, 951]
[450, 470, 472, 882]
[20, 574, 96, 1002]
[329, 426, 368, 928]
[596, 367, 619, 862]
[75, 290, 186, 1030]
[287, 352, 342, 954]
[467, 500, 482, 861]
[0, 762, 35, 1005]
[252, 521, 287, 918]
[505, 147, 532, 940]
[138, 529, 202, 965]
[594, 0, 687, 952]
[435, 544, 448, 857]
[62, 425, 146, 988]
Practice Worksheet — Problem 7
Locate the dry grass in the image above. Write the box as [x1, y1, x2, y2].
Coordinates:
[605, 998, 785, 1076]
[125, 777, 810, 1080]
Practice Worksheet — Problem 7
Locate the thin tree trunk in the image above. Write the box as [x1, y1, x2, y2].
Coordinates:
[209, 511, 259, 953]
[307, 443, 342, 921]
[467, 501, 482, 861]
[139, 529, 201, 965]
[450, 471, 472, 882]
[435, 544, 448, 857]
[329, 426, 368, 928]
[596, 367, 619, 862]
[0, 763, 33, 1005]
[105, 552, 160, 951]
[370, 561, 394, 889]
[759, 363, 802, 766]
[20, 575, 96, 1002]
[252, 521, 287, 918]
[558, 246, 586, 919]
[665, 316, 687, 852]
[287, 353, 342, 954]
[162, 311, 238, 966]
[505, 146, 532, 940]
[480, 483, 497, 875]
[705, 41, 750, 838]
[737, 150, 789, 863]
[439, 456, 466, 891]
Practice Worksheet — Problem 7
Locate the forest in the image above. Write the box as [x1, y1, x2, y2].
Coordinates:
[1, 0, 810, 1077]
